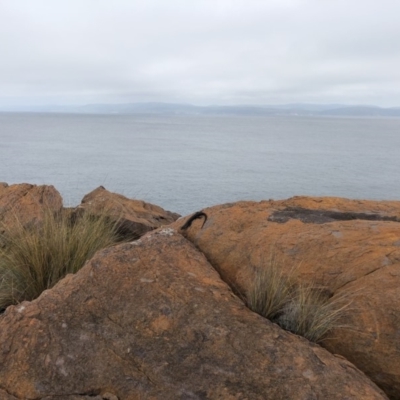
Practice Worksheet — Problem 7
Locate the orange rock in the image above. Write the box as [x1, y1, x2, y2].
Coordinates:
[275, 195, 400, 217]
[173, 197, 400, 398]
[0, 183, 63, 230]
[75, 186, 180, 239]
[0, 229, 386, 399]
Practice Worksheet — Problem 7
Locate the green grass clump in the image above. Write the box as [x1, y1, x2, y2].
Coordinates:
[246, 258, 350, 343]
[0, 209, 121, 311]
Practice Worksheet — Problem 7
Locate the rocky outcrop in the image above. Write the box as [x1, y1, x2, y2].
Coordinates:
[75, 186, 180, 239]
[0, 183, 180, 242]
[0, 229, 387, 399]
[0, 183, 63, 230]
[173, 197, 400, 399]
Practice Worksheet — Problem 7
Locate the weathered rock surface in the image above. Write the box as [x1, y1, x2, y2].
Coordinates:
[0, 183, 63, 230]
[0, 391, 118, 400]
[173, 197, 400, 399]
[0, 229, 386, 399]
[76, 186, 180, 239]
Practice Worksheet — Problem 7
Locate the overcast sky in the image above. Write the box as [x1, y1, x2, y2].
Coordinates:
[1, 0, 400, 108]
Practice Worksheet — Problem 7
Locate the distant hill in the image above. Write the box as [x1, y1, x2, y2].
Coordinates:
[318, 106, 400, 117]
[72, 102, 400, 117]
[2, 102, 400, 117]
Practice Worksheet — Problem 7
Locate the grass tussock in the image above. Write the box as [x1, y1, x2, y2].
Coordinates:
[246, 257, 351, 343]
[246, 254, 295, 320]
[0, 208, 121, 311]
[274, 284, 350, 342]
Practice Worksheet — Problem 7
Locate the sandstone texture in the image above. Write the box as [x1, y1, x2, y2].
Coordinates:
[0, 228, 387, 399]
[76, 186, 180, 239]
[173, 196, 400, 398]
[0, 183, 63, 231]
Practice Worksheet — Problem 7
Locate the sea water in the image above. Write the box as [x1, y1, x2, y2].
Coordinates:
[1, 112, 399, 215]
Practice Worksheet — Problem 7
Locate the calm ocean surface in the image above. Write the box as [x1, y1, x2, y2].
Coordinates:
[1, 112, 399, 215]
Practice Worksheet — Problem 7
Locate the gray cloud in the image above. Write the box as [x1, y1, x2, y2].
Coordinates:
[1, 0, 400, 107]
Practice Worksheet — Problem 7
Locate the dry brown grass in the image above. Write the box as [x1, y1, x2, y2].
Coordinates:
[245, 254, 295, 320]
[274, 284, 351, 342]
[245, 256, 351, 343]
[0, 208, 121, 311]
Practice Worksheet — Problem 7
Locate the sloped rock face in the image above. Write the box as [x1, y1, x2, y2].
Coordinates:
[76, 186, 180, 239]
[0, 229, 386, 399]
[0, 183, 63, 230]
[173, 197, 400, 399]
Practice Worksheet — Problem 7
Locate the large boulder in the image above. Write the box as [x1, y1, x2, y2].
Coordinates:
[0, 183, 63, 230]
[0, 229, 386, 399]
[172, 197, 400, 399]
[75, 186, 180, 239]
